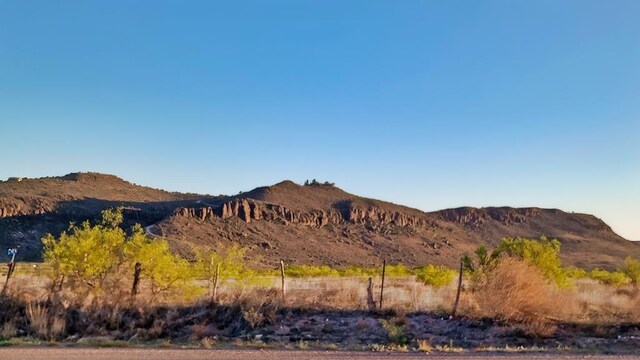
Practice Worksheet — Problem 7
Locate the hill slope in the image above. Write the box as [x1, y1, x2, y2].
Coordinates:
[1, 173, 637, 269]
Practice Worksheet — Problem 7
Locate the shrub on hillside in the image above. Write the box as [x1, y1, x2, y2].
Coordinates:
[285, 265, 340, 277]
[621, 257, 640, 287]
[588, 269, 629, 287]
[413, 264, 456, 288]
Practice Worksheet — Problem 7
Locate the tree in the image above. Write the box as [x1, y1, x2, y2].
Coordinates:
[42, 208, 130, 292]
[42, 208, 196, 299]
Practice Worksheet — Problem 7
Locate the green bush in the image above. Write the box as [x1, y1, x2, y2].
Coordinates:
[285, 265, 340, 277]
[621, 257, 640, 287]
[42, 208, 197, 298]
[589, 269, 628, 287]
[384, 264, 412, 277]
[564, 266, 588, 279]
[413, 264, 456, 288]
[337, 266, 379, 277]
[496, 237, 570, 288]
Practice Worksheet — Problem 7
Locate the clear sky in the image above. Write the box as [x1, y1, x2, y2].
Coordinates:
[0, 1, 638, 239]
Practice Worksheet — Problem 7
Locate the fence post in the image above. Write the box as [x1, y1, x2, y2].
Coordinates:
[212, 263, 220, 303]
[379, 259, 386, 310]
[367, 276, 376, 311]
[451, 259, 464, 317]
[131, 262, 142, 298]
[280, 259, 286, 300]
[1, 248, 18, 296]
[209, 256, 215, 298]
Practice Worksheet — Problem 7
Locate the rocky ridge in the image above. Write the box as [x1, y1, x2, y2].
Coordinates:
[0, 172, 636, 269]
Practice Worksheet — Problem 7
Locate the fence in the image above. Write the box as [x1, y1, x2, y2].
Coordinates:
[1, 261, 461, 314]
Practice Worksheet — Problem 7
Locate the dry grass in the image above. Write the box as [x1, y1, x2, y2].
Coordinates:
[464, 258, 561, 336]
[0, 322, 17, 339]
[26, 302, 49, 339]
[416, 338, 433, 352]
[4, 265, 640, 347]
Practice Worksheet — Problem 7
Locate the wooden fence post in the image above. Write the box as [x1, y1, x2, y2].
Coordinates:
[451, 259, 464, 317]
[131, 262, 142, 298]
[212, 263, 220, 303]
[367, 276, 376, 311]
[1, 248, 18, 296]
[209, 256, 215, 298]
[379, 259, 386, 310]
[280, 260, 286, 300]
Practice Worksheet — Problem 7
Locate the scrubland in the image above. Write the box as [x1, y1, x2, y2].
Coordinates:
[2, 209, 640, 354]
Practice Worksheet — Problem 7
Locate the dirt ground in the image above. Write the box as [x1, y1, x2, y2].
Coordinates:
[0, 348, 639, 360]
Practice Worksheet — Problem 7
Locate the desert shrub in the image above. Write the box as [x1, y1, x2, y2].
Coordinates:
[194, 245, 253, 279]
[380, 318, 409, 345]
[564, 266, 588, 279]
[384, 264, 412, 277]
[285, 265, 340, 277]
[338, 266, 379, 277]
[194, 245, 269, 296]
[413, 264, 456, 288]
[621, 257, 640, 287]
[134, 239, 200, 298]
[26, 302, 66, 340]
[588, 269, 629, 287]
[462, 245, 501, 281]
[496, 237, 570, 288]
[470, 258, 558, 336]
[42, 208, 195, 300]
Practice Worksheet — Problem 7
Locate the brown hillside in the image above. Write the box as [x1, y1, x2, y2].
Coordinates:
[1, 173, 637, 270]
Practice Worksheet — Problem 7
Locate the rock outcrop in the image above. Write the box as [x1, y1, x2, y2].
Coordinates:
[173, 199, 428, 232]
[436, 207, 539, 227]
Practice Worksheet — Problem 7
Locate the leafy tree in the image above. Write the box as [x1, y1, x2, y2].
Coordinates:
[133, 238, 198, 297]
[42, 208, 130, 291]
[42, 208, 196, 298]
[621, 256, 640, 287]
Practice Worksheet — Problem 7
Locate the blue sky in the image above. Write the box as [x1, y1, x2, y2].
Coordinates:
[1, 1, 638, 239]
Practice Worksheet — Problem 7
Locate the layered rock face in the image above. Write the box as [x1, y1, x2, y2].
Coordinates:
[436, 207, 539, 227]
[173, 199, 427, 230]
[0, 199, 55, 218]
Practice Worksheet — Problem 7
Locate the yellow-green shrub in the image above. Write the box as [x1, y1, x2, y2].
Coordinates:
[621, 257, 640, 287]
[413, 264, 456, 288]
[42, 208, 197, 298]
[285, 265, 340, 277]
[496, 237, 570, 288]
[588, 269, 628, 287]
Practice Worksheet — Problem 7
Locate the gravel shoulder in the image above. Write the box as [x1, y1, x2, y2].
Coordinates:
[1, 348, 639, 360]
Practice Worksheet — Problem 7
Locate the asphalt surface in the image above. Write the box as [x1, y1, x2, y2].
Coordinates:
[0, 349, 639, 360]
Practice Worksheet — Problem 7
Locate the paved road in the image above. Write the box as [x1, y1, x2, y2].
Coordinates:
[0, 348, 639, 360]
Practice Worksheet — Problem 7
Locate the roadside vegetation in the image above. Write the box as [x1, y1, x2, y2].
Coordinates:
[2, 208, 640, 351]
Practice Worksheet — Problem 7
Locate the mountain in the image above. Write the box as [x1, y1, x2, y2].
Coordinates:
[1, 173, 637, 270]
